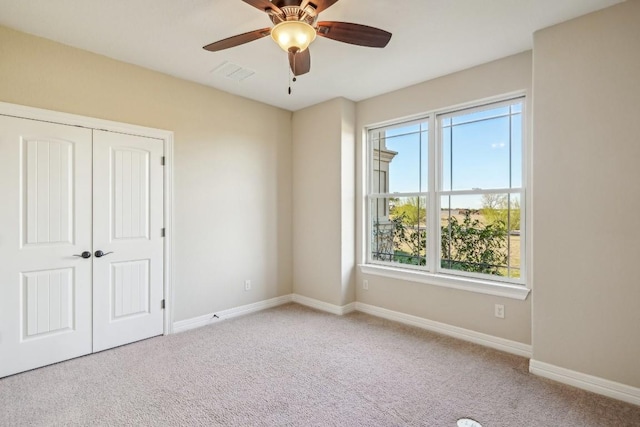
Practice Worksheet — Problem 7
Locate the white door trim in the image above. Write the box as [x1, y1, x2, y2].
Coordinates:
[0, 101, 175, 335]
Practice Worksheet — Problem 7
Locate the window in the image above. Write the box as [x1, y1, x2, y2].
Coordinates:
[367, 97, 525, 286]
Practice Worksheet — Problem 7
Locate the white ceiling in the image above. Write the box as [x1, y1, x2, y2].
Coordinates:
[0, 0, 623, 111]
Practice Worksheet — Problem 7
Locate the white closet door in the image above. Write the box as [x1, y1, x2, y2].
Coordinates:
[92, 130, 164, 352]
[0, 115, 93, 378]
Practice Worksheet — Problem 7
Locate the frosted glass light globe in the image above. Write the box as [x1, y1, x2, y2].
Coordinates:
[271, 21, 317, 52]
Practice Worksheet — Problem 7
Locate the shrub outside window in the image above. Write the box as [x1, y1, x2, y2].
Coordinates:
[367, 97, 525, 285]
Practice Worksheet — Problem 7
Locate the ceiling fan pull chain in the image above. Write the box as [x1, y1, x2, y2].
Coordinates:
[292, 52, 297, 83]
[288, 61, 292, 95]
[288, 56, 295, 95]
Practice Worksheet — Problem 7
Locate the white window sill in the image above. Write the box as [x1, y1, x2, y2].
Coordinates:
[359, 264, 530, 301]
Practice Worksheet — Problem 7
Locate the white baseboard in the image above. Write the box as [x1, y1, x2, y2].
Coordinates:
[292, 294, 356, 315]
[529, 360, 640, 406]
[172, 295, 531, 359]
[172, 294, 356, 333]
[354, 302, 532, 358]
[172, 295, 293, 333]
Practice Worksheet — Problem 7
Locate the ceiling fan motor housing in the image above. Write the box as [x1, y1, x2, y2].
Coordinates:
[270, 5, 317, 26]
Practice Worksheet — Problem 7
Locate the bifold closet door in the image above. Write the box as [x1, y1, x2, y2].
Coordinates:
[92, 130, 164, 353]
[0, 115, 93, 378]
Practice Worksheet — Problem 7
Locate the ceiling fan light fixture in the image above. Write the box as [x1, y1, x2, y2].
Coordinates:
[271, 21, 317, 53]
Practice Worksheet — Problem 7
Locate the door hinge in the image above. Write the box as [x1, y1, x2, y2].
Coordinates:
[161, 299, 165, 309]
[161, 228, 165, 237]
[161, 156, 165, 166]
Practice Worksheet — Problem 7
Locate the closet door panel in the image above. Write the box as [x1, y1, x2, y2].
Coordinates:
[92, 130, 164, 352]
[0, 115, 93, 378]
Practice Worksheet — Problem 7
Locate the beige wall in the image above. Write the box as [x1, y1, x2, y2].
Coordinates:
[292, 98, 356, 306]
[355, 52, 533, 345]
[0, 26, 293, 322]
[532, 0, 640, 387]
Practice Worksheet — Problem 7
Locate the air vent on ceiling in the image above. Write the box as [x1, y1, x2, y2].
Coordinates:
[211, 61, 255, 82]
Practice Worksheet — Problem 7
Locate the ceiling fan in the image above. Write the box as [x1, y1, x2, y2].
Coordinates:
[203, 0, 392, 76]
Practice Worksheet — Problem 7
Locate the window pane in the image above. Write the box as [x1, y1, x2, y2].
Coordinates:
[507, 194, 522, 279]
[445, 115, 511, 190]
[386, 123, 421, 136]
[441, 124, 452, 191]
[421, 127, 428, 191]
[371, 196, 427, 266]
[371, 130, 384, 194]
[376, 123, 428, 193]
[510, 112, 523, 188]
[441, 195, 509, 277]
[451, 106, 510, 126]
[511, 103, 522, 114]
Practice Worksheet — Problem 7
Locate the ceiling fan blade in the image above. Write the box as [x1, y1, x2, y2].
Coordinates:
[203, 28, 272, 52]
[242, 0, 283, 14]
[316, 21, 392, 48]
[300, 0, 339, 14]
[288, 48, 311, 76]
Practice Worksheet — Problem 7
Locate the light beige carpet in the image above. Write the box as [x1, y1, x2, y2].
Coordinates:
[1, 303, 639, 426]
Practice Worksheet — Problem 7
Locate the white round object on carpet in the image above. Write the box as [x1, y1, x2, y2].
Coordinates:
[457, 418, 482, 427]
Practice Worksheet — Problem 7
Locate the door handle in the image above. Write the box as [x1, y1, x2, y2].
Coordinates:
[94, 250, 113, 258]
[73, 251, 92, 259]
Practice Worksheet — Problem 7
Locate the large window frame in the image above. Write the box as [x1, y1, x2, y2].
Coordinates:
[363, 95, 528, 299]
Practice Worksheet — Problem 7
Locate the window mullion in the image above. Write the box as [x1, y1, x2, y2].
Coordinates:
[428, 115, 438, 272]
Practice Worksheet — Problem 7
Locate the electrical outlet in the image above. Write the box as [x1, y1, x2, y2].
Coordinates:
[363, 280, 369, 290]
[494, 304, 505, 319]
[244, 280, 251, 291]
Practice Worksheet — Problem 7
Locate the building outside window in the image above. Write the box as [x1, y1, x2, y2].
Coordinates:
[367, 96, 525, 285]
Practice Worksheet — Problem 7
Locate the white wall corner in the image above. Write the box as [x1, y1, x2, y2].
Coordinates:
[355, 302, 532, 358]
[172, 295, 293, 333]
[340, 97, 357, 306]
[529, 360, 640, 406]
[292, 294, 356, 315]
